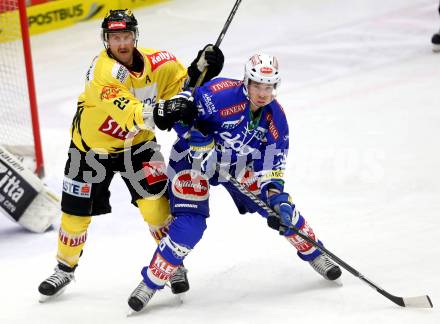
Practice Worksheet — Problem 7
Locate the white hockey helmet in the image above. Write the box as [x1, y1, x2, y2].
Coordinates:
[243, 54, 281, 95]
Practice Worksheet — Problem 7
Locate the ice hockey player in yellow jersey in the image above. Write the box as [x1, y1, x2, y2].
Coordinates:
[38, 9, 224, 302]
[71, 45, 188, 153]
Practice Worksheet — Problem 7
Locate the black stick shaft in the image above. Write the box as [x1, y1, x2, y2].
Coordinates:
[194, 0, 242, 88]
[217, 166, 433, 308]
[214, 0, 242, 47]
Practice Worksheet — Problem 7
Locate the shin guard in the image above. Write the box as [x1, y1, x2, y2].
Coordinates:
[285, 212, 321, 261]
[56, 213, 91, 268]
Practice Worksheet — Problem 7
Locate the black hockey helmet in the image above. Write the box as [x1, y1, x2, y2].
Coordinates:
[101, 9, 139, 45]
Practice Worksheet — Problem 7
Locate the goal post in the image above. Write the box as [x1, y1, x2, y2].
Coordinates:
[0, 0, 44, 178]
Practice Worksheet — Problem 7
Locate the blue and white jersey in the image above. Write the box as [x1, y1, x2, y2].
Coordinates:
[174, 77, 289, 192]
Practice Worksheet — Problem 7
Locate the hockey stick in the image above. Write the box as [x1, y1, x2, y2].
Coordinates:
[216, 165, 433, 309]
[194, 0, 243, 88]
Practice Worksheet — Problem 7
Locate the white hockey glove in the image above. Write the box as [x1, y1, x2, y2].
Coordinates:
[187, 44, 224, 88]
[142, 103, 155, 131]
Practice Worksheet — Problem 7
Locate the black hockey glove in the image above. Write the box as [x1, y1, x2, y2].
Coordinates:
[153, 91, 197, 131]
[187, 44, 224, 88]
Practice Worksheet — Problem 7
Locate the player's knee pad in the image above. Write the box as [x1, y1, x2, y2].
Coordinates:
[137, 196, 171, 227]
[168, 213, 207, 248]
[57, 212, 91, 268]
[284, 214, 321, 261]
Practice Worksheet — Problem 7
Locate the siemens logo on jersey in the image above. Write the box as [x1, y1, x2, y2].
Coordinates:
[28, 5, 84, 27]
[99, 116, 139, 140]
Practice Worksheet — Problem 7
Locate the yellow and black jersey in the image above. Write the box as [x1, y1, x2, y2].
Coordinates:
[71, 48, 187, 153]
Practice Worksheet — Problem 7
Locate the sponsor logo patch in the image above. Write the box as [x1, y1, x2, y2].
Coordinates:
[209, 80, 241, 93]
[261, 169, 284, 181]
[112, 63, 129, 83]
[142, 161, 167, 185]
[62, 178, 92, 198]
[219, 102, 246, 118]
[0, 163, 26, 203]
[287, 221, 316, 253]
[108, 21, 126, 29]
[59, 228, 87, 247]
[100, 85, 120, 100]
[146, 51, 176, 72]
[266, 113, 279, 140]
[171, 170, 209, 201]
[98, 116, 138, 139]
[0, 152, 38, 220]
[175, 203, 198, 208]
[148, 253, 178, 281]
[221, 115, 245, 129]
[202, 93, 217, 114]
[260, 66, 273, 74]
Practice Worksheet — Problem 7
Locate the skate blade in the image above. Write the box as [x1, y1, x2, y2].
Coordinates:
[126, 309, 136, 317]
[38, 286, 67, 303]
[332, 278, 343, 287]
[39, 294, 51, 303]
[174, 292, 186, 304]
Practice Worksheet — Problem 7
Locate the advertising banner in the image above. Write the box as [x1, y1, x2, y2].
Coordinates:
[0, 0, 167, 43]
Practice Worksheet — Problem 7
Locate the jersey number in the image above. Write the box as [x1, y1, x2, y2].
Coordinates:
[113, 97, 130, 110]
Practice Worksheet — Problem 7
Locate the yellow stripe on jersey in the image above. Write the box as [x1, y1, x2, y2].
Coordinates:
[71, 48, 187, 153]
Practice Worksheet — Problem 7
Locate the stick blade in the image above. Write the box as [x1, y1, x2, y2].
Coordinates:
[403, 295, 433, 308]
[379, 288, 433, 308]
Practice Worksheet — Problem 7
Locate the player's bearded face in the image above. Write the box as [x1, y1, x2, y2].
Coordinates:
[107, 31, 135, 66]
[248, 81, 275, 110]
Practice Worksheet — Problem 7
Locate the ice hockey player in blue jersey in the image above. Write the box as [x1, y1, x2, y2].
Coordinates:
[126, 54, 342, 313]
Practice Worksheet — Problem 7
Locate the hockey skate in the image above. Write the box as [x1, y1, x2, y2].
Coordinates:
[127, 280, 157, 315]
[432, 31, 440, 52]
[309, 253, 342, 281]
[38, 264, 75, 302]
[169, 265, 189, 294]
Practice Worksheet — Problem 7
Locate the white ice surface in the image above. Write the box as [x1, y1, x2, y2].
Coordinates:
[0, 0, 439, 323]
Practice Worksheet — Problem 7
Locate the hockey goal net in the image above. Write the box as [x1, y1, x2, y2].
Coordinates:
[0, 0, 44, 177]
